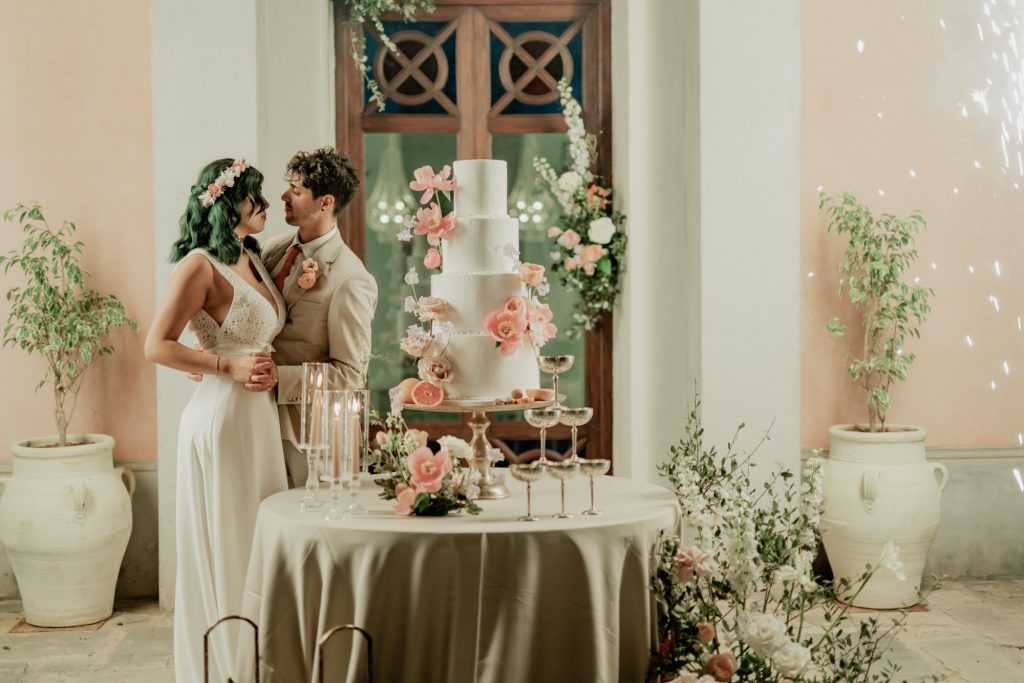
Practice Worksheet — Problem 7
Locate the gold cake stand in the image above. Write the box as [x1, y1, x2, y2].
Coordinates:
[402, 396, 562, 500]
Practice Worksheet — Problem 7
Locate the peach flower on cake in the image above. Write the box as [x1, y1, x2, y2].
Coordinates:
[503, 296, 527, 318]
[418, 355, 453, 386]
[414, 296, 449, 322]
[423, 247, 442, 270]
[413, 202, 455, 246]
[484, 309, 528, 356]
[399, 325, 433, 358]
[408, 446, 453, 493]
[518, 262, 547, 289]
[409, 164, 456, 204]
[527, 303, 557, 345]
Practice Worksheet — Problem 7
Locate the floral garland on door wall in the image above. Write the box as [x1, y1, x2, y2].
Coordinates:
[534, 80, 628, 339]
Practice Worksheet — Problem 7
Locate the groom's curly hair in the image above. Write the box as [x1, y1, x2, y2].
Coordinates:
[286, 147, 360, 216]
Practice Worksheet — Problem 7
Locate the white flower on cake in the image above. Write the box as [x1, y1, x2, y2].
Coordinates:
[437, 435, 472, 462]
[413, 296, 449, 322]
[399, 325, 433, 358]
[403, 296, 416, 313]
[588, 216, 616, 244]
[418, 354, 453, 386]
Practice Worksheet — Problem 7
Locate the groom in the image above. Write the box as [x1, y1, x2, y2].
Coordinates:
[263, 147, 378, 488]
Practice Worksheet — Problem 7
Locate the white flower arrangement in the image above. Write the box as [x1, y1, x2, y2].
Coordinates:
[534, 80, 627, 338]
[650, 398, 914, 682]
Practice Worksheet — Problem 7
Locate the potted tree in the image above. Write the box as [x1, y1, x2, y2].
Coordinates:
[818, 191, 948, 608]
[0, 203, 138, 627]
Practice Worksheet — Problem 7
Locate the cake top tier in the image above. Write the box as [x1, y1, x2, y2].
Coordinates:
[453, 159, 508, 218]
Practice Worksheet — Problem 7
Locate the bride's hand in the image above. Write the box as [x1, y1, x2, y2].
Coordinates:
[246, 356, 279, 393]
[221, 353, 275, 390]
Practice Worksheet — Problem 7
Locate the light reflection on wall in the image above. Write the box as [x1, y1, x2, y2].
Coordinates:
[803, 0, 1024, 447]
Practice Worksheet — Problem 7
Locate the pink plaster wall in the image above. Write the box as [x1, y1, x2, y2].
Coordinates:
[0, 1, 155, 461]
[802, 1, 1024, 447]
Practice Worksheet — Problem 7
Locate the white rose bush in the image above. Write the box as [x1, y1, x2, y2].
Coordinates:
[534, 80, 628, 338]
[650, 399, 914, 682]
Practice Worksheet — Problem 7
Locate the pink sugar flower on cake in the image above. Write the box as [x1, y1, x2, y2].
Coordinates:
[394, 483, 418, 516]
[414, 296, 449, 322]
[408, 446, 453, 494]
[409, 164, 457, 204]
[413, 202, 456, 246]
[527, 302, 557, 345]
[518, 262, 547, 289]
[399, 325, 433, 358]
[503, 296, 527, 318]
[556, 229, 581, 250]
[418, 354, 453, 386]
[423, 247, 442, 270]
[484, 309, 528, 356]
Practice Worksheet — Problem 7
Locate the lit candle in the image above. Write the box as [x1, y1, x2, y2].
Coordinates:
[331, 401, 343, 479]
[349, 395, 362, 475]
[308, 372, 324, 446]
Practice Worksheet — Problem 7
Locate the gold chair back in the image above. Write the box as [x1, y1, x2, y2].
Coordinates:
[318, 624, 374, 683]
[203, 615, 260, 683]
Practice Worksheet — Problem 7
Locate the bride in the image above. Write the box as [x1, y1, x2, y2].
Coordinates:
[144, 158, 289, 682]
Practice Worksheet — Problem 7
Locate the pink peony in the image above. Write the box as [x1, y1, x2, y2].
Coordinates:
[423, 247, 442, 270]
[578, 243, 607, 276]
[409, 164, 457, 205]
[704, 652, 737, 682]
[557, 229, 581, 250]
[418, 354, 453, 385]
[413, 202, 456, 246]
[504, 296, 527, 317]
[564, 256, 578, 271]
[674, 546, 713, 584]
[414, 296, 449, 322]
[394, 483, 418, 516]
[297, 271, 317, 290]
[547, 226, 562, 238]
[485, 309, 527, 356]
[407, 446, 452, 493]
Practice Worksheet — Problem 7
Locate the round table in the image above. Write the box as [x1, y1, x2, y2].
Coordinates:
[240, 474, 679, 683]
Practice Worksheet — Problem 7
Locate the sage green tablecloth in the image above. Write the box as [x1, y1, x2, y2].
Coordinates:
[240, 474, 679, 683]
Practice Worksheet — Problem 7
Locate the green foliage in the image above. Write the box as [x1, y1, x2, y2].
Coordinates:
[341, 0, 438, 111]
[820, 192, 933, 432]
[650, 397, 912, 682]
[0, 203, 138, 446]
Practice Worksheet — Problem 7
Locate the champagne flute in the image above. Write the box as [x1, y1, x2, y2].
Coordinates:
[537, 355, 574, 407]
[579, 459, 611, 515]
[559, 407, 593, 463]
[523, 407, 562, 465]
[298, 362, 329, 511]
[546, 459, 579, 518]
[509, 462, 547, 521]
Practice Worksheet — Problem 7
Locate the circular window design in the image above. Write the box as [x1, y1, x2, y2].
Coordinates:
[497, 31, 574, 106]
[373, 30, 450, 106]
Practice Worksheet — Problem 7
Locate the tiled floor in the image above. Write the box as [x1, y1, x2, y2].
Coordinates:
[0, 579, 1022, 682]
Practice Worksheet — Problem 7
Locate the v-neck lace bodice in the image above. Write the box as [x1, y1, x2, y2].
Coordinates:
[185, 248, 285, 354]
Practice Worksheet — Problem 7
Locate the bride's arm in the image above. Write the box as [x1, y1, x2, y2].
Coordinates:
[144, 255, 265, 383]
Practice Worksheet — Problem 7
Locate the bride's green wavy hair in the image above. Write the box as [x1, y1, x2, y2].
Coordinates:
[171, 158, 268, 264]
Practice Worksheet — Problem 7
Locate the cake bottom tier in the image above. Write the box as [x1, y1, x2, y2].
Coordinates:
[443, 333, 541, 400]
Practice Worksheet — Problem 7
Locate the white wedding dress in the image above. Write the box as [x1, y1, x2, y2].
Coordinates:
[174, 248, 288, 683]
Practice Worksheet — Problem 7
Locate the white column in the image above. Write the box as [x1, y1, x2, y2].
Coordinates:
[150, 0, 334, 608]
[612, 0, 801, 485]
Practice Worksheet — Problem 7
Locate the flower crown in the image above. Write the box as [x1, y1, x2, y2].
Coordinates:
[198, 159, 248, 208]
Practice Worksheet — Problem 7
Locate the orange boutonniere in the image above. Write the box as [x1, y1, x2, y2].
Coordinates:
[297, 258, 319, 290]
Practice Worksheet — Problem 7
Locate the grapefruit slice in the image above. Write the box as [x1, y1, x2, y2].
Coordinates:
[396, 377, 420, 404]
[411, 380, 445, 406]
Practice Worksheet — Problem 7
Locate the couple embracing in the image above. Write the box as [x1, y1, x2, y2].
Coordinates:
[144, 147, 378, 682]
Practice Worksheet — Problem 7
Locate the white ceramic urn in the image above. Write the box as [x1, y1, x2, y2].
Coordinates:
[0, 434, 135, 627]
[820, 424, 948, 609]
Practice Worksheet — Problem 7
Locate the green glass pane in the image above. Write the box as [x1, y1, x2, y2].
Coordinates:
[493, 133, 585, 409]
[364, 133, 459, 423]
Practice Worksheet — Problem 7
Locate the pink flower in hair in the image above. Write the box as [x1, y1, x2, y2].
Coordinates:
[409, 165, 457, 204]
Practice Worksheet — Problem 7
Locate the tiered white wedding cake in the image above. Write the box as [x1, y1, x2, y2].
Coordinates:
[431, 160, 541, 399]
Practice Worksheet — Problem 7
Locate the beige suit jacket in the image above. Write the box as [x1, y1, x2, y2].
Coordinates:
[263, 231, 378, 444]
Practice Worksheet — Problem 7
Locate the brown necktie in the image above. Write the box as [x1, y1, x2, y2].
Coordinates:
[273, 245, 303, 291]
